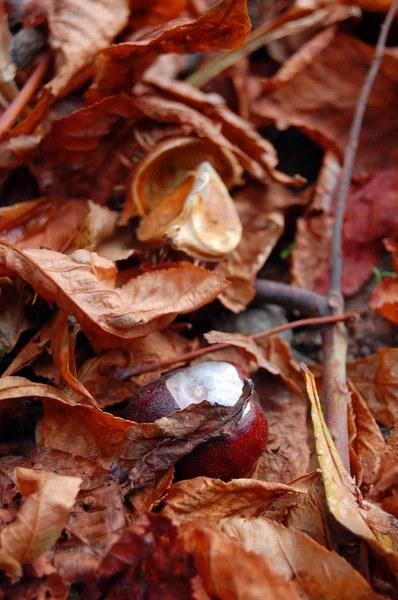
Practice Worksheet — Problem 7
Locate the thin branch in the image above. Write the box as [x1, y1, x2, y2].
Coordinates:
[255, 279, 329, 316]
[323, 0, 398, 472]
[114, 312, 358, 381]
[0, 53, 50, 138]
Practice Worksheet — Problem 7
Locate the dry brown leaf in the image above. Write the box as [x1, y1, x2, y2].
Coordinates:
[253, 28, 398, 177]
[97, 513, 195, 598]
[0, 277, 29, 360]
[0, 468, 81, 580]
[72, 201, 118, 252]
[221, 516, 384, 600]
[0, 243, 228, 349]
[217, 190, 284, 312]
[89, 0, 251, 101]
[45, 0, 130, 97]
[349, 381, 386, 489]
[181, 521, 300, 600]
[161, 477, 298, 526]
[50, 310, 96, 405]
[347, 349, 398, 428]
[1, 317, 54, 378]
[253, 363, 310, 483]
[303, 365, 398, 576]
[261, 472, 331, 548]
[144, 77, 301, 185]
[78, 329, 194, 407]
[204, 330, 280, 374]
[368, 446, 398, 519]
[293, 172, 398, 296]
[0, 196, 90, 252]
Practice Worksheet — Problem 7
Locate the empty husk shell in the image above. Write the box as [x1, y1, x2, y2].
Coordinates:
[128, 136, 244, 218]
[137, 161, 243, 261]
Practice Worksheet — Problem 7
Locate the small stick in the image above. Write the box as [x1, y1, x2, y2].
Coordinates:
[323, 0, 398, 471]
[0, 53, 50, 137]
[115, 312, 358, 381]
[255, 279, 329, 316]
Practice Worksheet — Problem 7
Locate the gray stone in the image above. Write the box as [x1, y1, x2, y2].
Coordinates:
[214, 305, 292, 342]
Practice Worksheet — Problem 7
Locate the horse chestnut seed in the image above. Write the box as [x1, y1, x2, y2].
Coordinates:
[125, 361, 268, 481]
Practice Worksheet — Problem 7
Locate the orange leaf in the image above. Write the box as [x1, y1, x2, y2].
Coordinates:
[0, 243, 228, 349]
[0, 468, 81, 578]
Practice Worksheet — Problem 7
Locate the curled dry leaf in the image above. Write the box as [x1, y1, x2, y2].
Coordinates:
[0, 196, 90, 252]
[181, 521, 300, 600]
[220, 517, 384, 600]
[348, 381, 385, 490]
[33, 92, 264, 202]
[161, 477, 297, 526]
[88, 0, 251, 101]
[0, 277, 29, 361]
[45, 0, 130, 98]
[204, 330, 280, 374]
[98, 513, 195, 598]
[347, 348, 398, 427]
[137, 161, 243, 261]
[253, 28, 398, 177]
[0, 243, 228, 349]
[50, 310, 96, 406]
[303, 365, 398, 577]
[0, 467, 81, 581]
[72, 201, 118, 253]
[1, 316, 54, 378]
[145, 77, 303, 186]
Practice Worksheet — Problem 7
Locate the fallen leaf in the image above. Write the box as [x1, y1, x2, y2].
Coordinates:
[0, 243, 228, 349]
[129, 0, 187, 29]
[0, 467, 81, 579]
[221, 516, 384, 599]
[204, 330, 280, 374]
[348, 381, 386, 490]
[98, 512, 196, 598]
[72, 201, 118, 252]
[88, 0, 251, 101]
[181, 521, 300, 600]
[253, 28, 398, 177]
[1, 317, 54, 378]
[253, 368, 310, 483]
[347, 348, 398, 427]
[293, 171, 398, 296]
[217, 188, 284, 312]
[303, 365, 398, 577]
[0, 277, 29, 360]
[161, 477, 297, 526]
[50, 310, 96, 405]
[45, 0, 130, 97]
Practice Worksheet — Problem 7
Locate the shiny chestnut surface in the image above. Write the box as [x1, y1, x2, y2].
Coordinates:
[125, 361, 268, 481]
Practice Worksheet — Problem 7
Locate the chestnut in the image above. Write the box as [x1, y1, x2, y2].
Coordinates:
[125, 361, 268, 481]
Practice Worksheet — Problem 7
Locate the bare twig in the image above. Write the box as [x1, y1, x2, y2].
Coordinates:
[0, 53, 49, 138]
[323, 0, 398, 471]
[115, 312, 358, 381]
[255, 279, 329, 316]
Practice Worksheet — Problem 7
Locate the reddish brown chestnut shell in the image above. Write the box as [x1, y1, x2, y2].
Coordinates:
[125, 361, 268, 481]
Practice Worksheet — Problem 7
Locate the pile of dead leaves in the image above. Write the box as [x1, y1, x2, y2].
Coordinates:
[0, 0, 398, 598]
